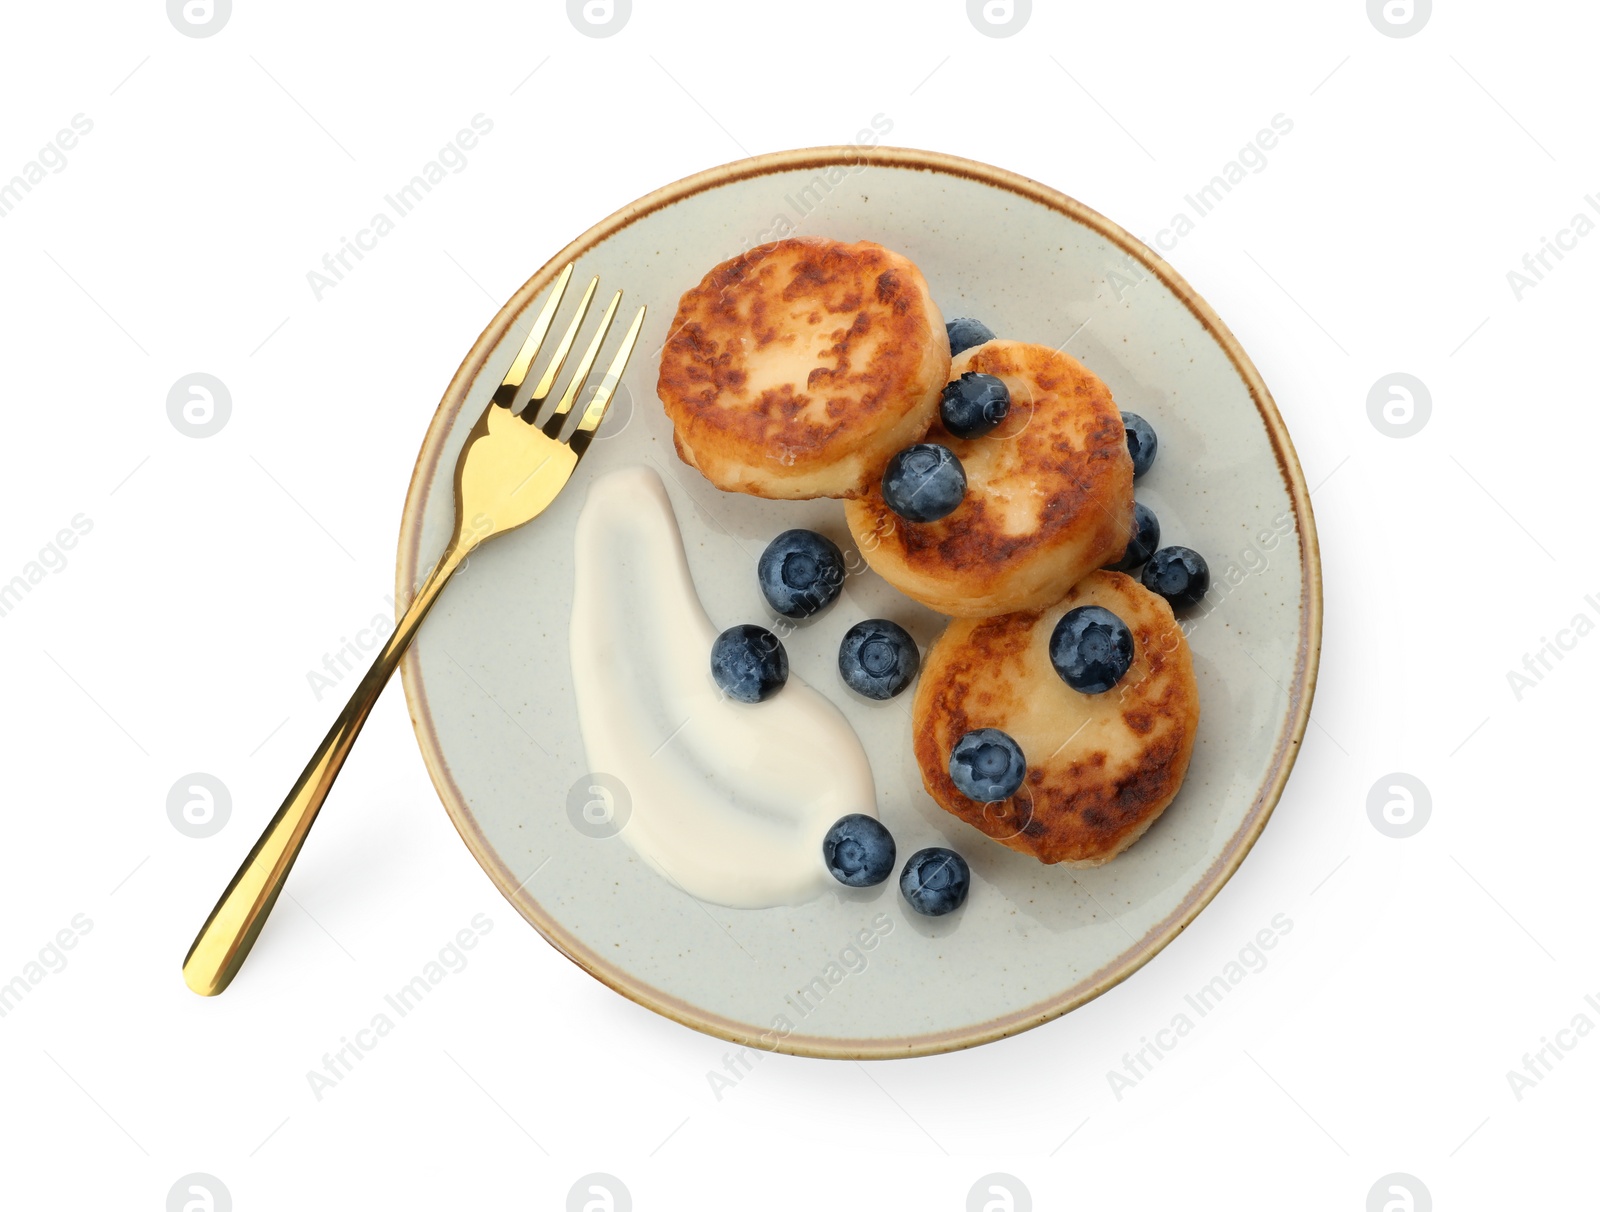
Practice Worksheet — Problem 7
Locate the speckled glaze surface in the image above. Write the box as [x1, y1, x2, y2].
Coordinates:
[395, 147, 1322, 1059]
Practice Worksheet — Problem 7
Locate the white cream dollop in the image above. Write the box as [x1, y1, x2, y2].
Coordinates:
[569, 464, 876, 908]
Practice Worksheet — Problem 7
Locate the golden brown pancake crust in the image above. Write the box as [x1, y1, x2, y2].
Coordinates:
[912, 571, 1199, 866]
[657, 237, 947, 499]
[845, 340, 1133, 616]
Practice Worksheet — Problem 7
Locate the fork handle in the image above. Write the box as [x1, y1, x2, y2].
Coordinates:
[182, 543, 469, 996]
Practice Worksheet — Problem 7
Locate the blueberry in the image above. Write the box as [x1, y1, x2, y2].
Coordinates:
[899, 847, 971, 916]
[710, 624, 788, 703]
[758, 529, 845, 619]
[1121, 412, 1158, 477]
[945, 317, 995, 357]
[939, 372, 1011, 439]
[822, 814, 896, 887]
[1103, 502, 1161, 572]
[1141, 546, 1210, 610]
[838, 619, 920, 700]
[882, 444, 966, 522]
[948, 728, 1026, 802]
[1050, 605, 1135, 694]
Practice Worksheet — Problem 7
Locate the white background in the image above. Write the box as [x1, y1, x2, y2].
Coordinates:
[0, 1, 1592, 1208]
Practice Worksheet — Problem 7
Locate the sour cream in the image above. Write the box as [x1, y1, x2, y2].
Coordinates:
[569, 465, 876, 908]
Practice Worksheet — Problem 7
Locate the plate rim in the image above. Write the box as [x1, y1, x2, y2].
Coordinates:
[394, 144, 1324, 1060]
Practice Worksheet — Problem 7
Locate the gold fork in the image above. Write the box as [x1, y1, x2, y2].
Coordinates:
[182, 264, 644, 996]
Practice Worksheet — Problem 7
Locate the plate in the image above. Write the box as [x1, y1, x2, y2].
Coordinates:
[395, 147, 1321, 1059]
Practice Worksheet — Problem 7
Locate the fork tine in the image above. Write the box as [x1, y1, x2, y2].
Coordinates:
[567, 305, 646, 462]
[541, 290, 621, 438]
[523, 275, 599, 422]
[490, 263, 573, 410]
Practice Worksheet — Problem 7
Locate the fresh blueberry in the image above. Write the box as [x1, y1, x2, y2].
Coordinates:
[948, 728, 1027, 802]
[1104, 502, 1161, 572]
[882, 444, 966, 522]
[1141, 546, 1210, 610]
[710, 624, 788, 703]
[939, 372, 1011, 439]
[899, 847, 971, 916]
[838, 619, 920, 700]
[822, 814, 896, 887]
[1050, 605, 1135, 694]
[945, 317, 995, 357]
[758, 529, 845, 619]
[1121, 412, 1158, 477]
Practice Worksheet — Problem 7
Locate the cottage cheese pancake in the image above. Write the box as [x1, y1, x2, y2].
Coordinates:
[657, 237, 949, 499]
[845, 340, 1134, 617]
[911, 571, 1199, 866]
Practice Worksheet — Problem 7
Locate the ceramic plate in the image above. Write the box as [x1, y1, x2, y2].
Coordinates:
[395, 147, 1321, 1059]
